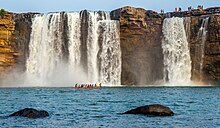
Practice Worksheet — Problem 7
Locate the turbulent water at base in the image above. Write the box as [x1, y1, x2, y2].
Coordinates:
[25, 11, 121, 86]
[162, 17, 192, 85]
[194, 17, 209, 77]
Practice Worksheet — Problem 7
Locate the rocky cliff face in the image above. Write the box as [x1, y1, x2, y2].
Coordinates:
[190, 15, 220, 84]
[13, 13, 33, 71]
[0, 13, 16, 79]
[186, 13, 220, 85]
[0, 12, 33, 81]
[111, 6, 164, 85]
[204, 14, 220, 84]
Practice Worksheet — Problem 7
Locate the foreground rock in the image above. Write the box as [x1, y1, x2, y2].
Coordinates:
[123, 104, 174, 116]
[9, 108, 49, 118]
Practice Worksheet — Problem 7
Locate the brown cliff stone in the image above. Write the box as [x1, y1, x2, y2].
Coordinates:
[189, 13, 220, 85]
[0, 13, 16, 79]
[111, 6, 163, 85]
[12, 13, 34, 71]
[0, 12, 33, 81]
[204, 14, 220, 84]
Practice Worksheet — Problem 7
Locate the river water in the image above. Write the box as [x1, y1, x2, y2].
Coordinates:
[0, 87, 220, 128]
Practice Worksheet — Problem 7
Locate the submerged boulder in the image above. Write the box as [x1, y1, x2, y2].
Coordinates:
[9, 108, 49, 118]
[123, 104, 174, 116]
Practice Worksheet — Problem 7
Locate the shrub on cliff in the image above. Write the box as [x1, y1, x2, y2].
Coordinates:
[0, 9, 7, 18]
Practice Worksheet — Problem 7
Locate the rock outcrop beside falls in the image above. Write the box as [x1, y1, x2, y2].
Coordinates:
[203, 14, 220, 84]
[13, 13, 34, 72]
[111, 6, 164, 85]
[0, 12, 33, 82]
[0, 13, 16, 79]
[0, 12, 33, 81]
[187, 12, 220, 84]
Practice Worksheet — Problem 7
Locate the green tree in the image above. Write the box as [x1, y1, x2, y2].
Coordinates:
[0, 9, 7, 18]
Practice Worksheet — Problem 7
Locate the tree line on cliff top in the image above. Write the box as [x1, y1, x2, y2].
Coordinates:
[0, 9, 7, 18]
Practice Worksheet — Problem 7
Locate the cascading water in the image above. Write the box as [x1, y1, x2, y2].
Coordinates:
[162, 17, 192, 85]
[86, 11, 120, 84]
[99, 20, 121, 85]
[86, 12, 101, 83]
[67, 12, 81, 69]
[25, 11, 121, 86]
[184, 17, 191, 42]
[194, 17, 209, 79]
[26, 13, 64, 86]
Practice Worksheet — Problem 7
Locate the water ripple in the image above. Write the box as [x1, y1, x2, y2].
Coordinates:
[0, 87, 220, 127]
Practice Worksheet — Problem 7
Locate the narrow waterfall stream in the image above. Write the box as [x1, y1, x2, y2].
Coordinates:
[162, 17, 192, 85]
[194, 17, 210, 80]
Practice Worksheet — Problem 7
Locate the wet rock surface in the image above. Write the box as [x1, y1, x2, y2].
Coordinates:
[123, 104, 174, 116]
[9, 108, 49, 118]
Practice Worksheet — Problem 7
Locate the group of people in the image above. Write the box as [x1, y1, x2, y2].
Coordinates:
[161, 5, 204, 14]
[197, 5, 204, 11]
[160, 5, 203, 13]
[74, 83, 102, 88]
[175, 7, 182, 12]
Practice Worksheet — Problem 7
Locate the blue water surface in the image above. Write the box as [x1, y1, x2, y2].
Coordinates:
[0, 87, 220, 128]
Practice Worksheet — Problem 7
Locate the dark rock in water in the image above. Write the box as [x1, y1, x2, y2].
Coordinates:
[123, 104, 174, 116]
[9, 108, 49, 118]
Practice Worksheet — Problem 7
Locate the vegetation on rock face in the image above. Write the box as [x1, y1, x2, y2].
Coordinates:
[0, 9, 7, 18]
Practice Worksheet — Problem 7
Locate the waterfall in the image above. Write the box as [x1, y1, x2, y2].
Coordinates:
[99, 20, 121, 85]
[162, 17, 192, 85]
[67, 12, 81, 69]
[86, 12, 101, 83]
[25, 11, 121, 86]
[26, 13, 64, 86]
[194, 17, 209, 78]
[184, 17, 191, 42]
[86, 12, 111, 83]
